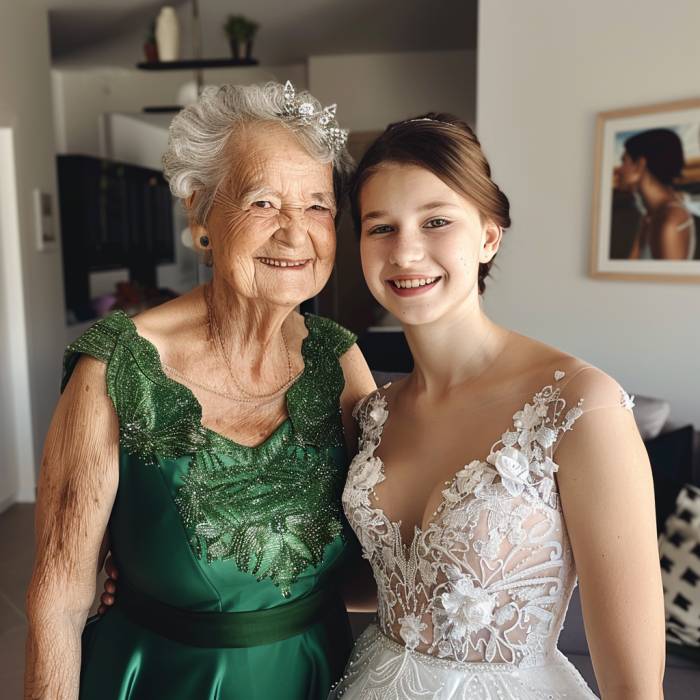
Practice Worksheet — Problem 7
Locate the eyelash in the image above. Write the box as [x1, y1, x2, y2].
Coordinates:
[368, 218, 451, 235]
[251, 202, 330, 212]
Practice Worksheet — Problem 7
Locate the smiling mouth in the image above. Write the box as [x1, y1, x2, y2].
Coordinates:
[390, 276, 441, 289]
[257, 257, 310, 268]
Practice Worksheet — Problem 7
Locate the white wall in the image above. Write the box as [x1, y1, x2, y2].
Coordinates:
[477, 0, 700, 427]
[309, 50, 476, 132]
[0, 128, 35, 509]
[0, 1, 66, 500]
[52, 64, 307, 158]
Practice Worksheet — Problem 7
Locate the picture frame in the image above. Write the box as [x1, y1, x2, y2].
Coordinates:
[590, 97, 700, 283]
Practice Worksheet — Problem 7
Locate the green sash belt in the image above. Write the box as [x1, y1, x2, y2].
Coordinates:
[115, 577, 338, 648]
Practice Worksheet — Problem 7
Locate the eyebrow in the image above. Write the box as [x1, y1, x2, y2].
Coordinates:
[239, 185, 282, 203]
[238, 187, 335, 208]
[311, 192, 336, 208]
[361, 201, 457, 223]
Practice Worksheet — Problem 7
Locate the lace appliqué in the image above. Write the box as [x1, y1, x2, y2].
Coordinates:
[175, 441, 346, 597]
[621, 390, 635, 412]
[343, 377, 585, 673]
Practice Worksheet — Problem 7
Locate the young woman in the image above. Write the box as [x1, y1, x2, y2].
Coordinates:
[332, 115, 665, 699]
[621, 128, 696, 260]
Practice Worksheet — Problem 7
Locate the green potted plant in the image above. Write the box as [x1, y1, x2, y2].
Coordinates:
[143, 19, 159, 63]
[223, 15, 259, 61]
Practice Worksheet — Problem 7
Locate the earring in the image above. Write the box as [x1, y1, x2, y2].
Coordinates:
[199, 236, 209, 248]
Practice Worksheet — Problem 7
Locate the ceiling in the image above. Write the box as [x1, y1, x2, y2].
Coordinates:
[40, 0, 478, 68]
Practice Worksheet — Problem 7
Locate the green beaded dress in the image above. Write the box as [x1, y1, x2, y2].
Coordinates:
[62, 310, 360, 700]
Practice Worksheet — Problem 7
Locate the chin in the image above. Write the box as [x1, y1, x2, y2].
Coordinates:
[396, 309, 445, 327]
[377, 298, 443, 327]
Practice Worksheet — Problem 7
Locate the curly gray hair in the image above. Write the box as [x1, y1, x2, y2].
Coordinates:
[163, 82, 355, 229]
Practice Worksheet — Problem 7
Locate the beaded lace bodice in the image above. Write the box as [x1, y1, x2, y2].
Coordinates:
[343, 372, 635, 669]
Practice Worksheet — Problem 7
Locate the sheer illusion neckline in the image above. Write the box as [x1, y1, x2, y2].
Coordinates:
[118, 311, 311, 452]
[367, 389, 489, 552]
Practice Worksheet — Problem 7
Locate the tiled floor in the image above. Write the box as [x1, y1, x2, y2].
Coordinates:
[0, 503, 106, 700]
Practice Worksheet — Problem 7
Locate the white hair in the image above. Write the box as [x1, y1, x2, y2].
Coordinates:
[163, 82, 355, 225]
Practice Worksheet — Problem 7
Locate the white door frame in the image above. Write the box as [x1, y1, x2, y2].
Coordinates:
[0, 125, 36, 511]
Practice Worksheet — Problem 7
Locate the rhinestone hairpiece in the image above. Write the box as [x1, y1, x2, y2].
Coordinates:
[281, 81, 348, 154]
[403, 118, 457, 128]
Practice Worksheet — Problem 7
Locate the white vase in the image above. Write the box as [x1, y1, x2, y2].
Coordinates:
[155, 7, 180, 62]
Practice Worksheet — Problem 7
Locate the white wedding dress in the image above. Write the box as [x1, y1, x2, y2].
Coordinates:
[331, 367, 634, 700]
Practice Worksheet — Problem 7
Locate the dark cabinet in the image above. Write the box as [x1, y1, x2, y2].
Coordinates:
[57, 155, 174, 317]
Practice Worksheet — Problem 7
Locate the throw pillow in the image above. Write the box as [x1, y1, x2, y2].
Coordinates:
[631, 395, 671, 441]
[659, 484, 700, 662]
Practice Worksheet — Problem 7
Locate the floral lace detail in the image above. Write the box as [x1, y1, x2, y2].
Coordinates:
[621, 390, 635, 412]
[343, 377, 587, 670]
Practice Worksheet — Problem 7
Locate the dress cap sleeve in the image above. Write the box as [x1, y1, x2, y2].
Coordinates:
[303, 314, 357, 359]
[62, 311, 134, 393]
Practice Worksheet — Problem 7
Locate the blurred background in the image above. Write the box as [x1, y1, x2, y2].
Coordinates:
[1, 1, 699, 697]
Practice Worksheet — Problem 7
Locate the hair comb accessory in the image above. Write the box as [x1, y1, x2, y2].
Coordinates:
[402, 118, 457, 128]
[281, 80, 348, 153]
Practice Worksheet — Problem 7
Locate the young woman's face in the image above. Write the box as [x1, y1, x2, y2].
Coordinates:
[359, 164, 501, 327]
[618, 151, 645, 189]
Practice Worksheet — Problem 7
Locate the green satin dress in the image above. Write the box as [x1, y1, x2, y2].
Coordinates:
[62, 310, 360, 700]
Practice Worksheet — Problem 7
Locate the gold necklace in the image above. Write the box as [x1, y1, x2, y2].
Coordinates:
[205, 284, 296, 401]
[162, 363, 296, 406]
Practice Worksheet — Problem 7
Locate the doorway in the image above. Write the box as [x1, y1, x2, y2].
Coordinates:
[0, 126, 36, 512]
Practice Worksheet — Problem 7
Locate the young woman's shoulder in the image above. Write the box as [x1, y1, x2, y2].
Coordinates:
[507, 332, 630, 414]
[650, 198, 690, 229]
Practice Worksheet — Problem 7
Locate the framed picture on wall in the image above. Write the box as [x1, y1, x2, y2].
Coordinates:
[590, 97, 700, 282]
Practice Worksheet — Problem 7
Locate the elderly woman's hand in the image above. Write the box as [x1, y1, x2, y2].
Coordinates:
[97, 556, 119, 614]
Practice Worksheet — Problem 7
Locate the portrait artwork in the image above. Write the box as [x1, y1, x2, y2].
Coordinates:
[590, 98, 700, 282]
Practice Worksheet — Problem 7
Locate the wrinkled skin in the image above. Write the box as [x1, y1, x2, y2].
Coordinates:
[25, 122, 376, 700]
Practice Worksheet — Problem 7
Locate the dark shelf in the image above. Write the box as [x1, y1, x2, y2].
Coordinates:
[137, 58, 259, 70]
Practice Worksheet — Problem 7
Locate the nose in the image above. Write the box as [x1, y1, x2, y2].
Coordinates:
[388, 228, 425, 268]
[274, 205, 309, 247]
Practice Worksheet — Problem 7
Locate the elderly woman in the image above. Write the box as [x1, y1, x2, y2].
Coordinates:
[25, 82, 375, 700]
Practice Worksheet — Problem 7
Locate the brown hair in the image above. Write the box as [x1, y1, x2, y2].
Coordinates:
[349, 113, 510, 294]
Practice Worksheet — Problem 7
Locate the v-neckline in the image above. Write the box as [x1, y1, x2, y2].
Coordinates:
[118, 310, 312, 453]
[366, 389, 480, 552]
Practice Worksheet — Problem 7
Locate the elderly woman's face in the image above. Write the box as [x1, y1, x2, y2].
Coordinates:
[200, 124, 336, 307]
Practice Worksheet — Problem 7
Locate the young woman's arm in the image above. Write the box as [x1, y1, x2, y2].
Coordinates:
[338, 345, 378, 612]
[556, 403, 664, 700]
[25, 356, 119, 700]
[339, 344, 377, 458]
[656, 207, 692, 260]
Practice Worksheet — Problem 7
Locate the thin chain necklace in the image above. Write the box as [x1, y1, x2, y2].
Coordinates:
[163, 363, 295, 406]
[205, 283, 296, 401]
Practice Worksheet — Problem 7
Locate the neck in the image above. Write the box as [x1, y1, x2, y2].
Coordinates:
[637, 174, 675, 212]
[401, 295, 509, 399]
[206, 277, 294, 376]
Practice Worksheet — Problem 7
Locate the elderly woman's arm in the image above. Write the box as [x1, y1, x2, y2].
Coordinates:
[25, 356, 119, 700]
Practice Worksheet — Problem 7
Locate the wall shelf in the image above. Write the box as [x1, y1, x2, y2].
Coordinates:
[136, 58, 259, 71]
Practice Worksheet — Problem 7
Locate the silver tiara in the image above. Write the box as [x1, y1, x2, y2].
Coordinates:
[281, 81, 348, 154]
[403, 118, 456, 128]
